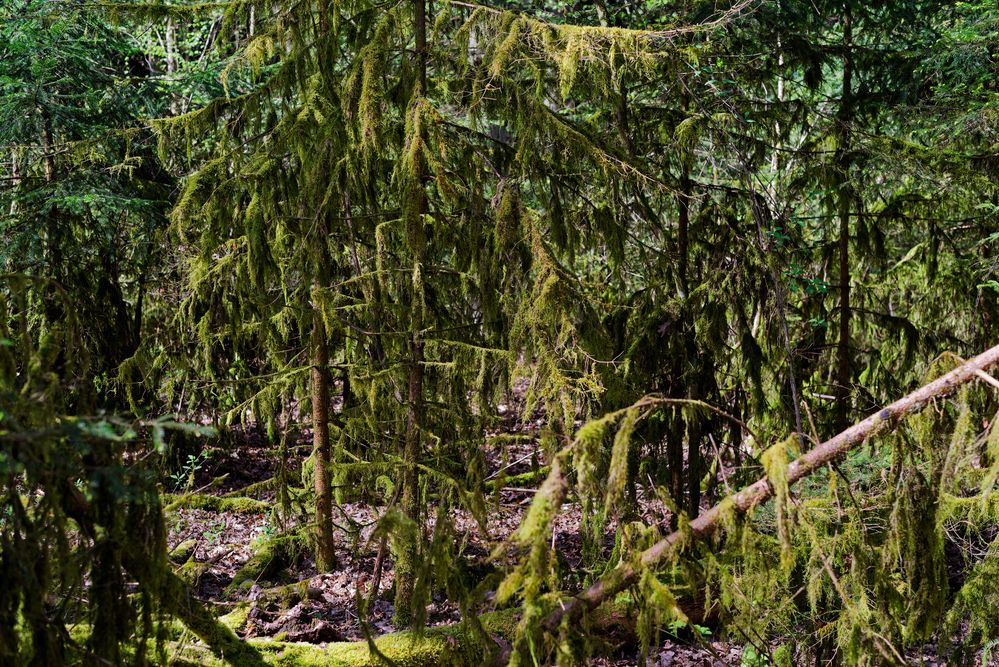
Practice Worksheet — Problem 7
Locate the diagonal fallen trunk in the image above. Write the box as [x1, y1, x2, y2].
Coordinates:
[535, 343, 999, 640]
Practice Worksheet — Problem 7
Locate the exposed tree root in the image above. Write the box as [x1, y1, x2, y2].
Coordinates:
[170, 609, 516, 666]
[250, 580, 325, 609]
[222, 477, 278, 498]
[170, 538, 198, 564]
[128, 554, 271, 666]
[485, 466, 551, 492]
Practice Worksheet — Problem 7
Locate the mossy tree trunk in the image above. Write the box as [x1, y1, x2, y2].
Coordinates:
[676, 87, 703, 519]
[311, 306, 336, 572]
[395, 335, 425, 625]
[394, 0, 429, 626]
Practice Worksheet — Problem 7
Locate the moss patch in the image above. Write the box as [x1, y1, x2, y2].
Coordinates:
[170, 538, 198, 564]
[164, 493, 270, 514]
[169, 608, 520, 667]
[178, 559, 211, 586]
[226, 532, 310, 593]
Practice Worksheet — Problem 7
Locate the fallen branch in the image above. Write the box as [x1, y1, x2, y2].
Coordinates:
[171, 599, 653, 667]
[163, 493, 270, 514]
[534, 343, 999, 641]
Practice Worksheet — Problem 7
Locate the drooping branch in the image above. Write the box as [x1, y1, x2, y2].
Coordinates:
[60, 484, 268, 666]
[532, 343, 999, 643]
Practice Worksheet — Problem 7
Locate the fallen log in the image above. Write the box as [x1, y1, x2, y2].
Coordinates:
[169, 600, 648, 666]
[532, 343, 999, 644]
[163, 492, 270, 514]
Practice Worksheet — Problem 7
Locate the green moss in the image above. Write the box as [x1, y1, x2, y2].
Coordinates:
[485, 466, 550, 491]
[220, 603, 251, 633]
[938, 491, 999, 528]
[251, 580, 317, 609]
[170, 538, 198, 563]
[773, 643, 793, 667]
[164, 493, 270, 514]
[226, 532, 309, 593]
[168, 608, 521, 667]
[178, 559, 211, 586]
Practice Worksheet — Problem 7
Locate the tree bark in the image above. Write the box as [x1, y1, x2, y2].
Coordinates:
[164, 17, 183, 115]
[834, 6, 853, 432]
[529, 342, 999, 652]
[39, 107, 60, 280]
[311, 309, 336, 572]
[415, 0, 427, 93]
[395, 335, 425, 625]
[394, 0, 428, 626]
[677, 90, 702, 518]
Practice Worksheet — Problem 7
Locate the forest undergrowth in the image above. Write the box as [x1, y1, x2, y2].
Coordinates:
[158, 370, 999, 667]
[5, 0, 999, 665]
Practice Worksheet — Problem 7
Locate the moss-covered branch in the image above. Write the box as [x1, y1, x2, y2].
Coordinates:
[226, 532, 310, 593]
[528, 343, 999, 653]
[164, 493, 271, 514]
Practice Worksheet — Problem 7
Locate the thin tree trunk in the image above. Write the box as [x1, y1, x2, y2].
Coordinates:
[394, 0, 428, 626]
[677, 170, 691, 299]
[395, 335, 424, 625]
[9, 148, 20, 215]
[164, 18, 182, 115]
[415, 0, 427, 93]
[667, 396, 684, 530]
[834, 7, 853, 431]
[527, 342, 999, 652]
[40, 108, 59, 278]
[311, 309, 336, 572]
[677, 90, 701, 518]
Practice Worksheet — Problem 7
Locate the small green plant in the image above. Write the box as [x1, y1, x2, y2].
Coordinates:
[666, 619, 712, 639]
[251, 519, 278, 548]
[741, 644, 769, 667]
[170, 450, 211, 492]
[982, 637, 999, 667]
[204, 520, 226, 545]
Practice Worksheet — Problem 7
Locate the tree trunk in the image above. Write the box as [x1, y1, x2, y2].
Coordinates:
[165, 18, 181, 115]
[415, 0, 427, 93]
[528, 342, 999, 654]
[677, 89, 701, 518]
[667, 403, 685, 530]
[9, 148, 20, 215]
[395, 335, 425, 625]
[39, 107, 60, 280]
[834, 6, 853, 432]
[394, 0, 428, 626]
[311, 309, 336, 572]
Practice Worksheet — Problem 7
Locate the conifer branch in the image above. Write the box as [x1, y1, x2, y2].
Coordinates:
[442, 0, 759, 39]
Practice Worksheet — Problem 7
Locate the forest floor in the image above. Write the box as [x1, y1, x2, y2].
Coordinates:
[164, 402, 987, 667]
[163, 397, 762, 666]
